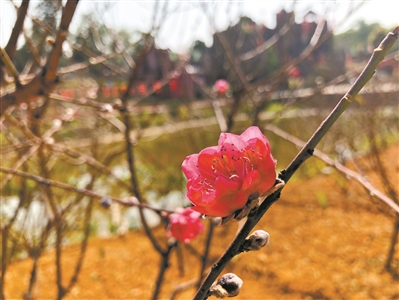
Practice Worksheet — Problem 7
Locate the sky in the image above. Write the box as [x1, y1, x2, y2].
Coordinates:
[1, 0, 398, 53]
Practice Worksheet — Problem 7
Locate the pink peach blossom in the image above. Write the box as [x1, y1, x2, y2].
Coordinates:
[213, 79, 230, 95]
[182, 126, 276, 217]
[166, 207, 204, 243]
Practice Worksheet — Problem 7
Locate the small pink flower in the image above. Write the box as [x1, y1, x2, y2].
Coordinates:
[182, 126, 276, 217]
[166, 207, 204, 243]
[213, 79, 230, 95]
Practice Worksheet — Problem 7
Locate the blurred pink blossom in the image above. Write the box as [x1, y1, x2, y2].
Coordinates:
[166, 207, 204, 243]
[213, 79, 230, 95]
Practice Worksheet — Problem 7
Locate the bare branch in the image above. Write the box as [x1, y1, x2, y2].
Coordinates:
[0, 0, 80, 114]
[265, 124, 399, 214]
[58, 52, 119, 74]
[193, 26, 399, 300]
[22, 31, 43, 68]
[43, 0, 80, 84]
[4, 0, 30, 60]
[1, 47, 20, 83]
[0, 166, 174, 214]
[239, 14, 295, 61]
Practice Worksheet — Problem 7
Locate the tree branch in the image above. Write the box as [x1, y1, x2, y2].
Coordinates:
[43, 0, 79, 84]
[4, 0, 30, 60]
[0, 166, 174, 214]
[0, 0, 80, 115]
[265, 124, 399, 214]
[193, 25, 399, 300]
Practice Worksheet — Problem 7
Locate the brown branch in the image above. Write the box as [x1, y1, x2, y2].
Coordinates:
[1, 110, 40, 142]
[282, 26, 399, 184]
[64, 197, 94, 293]
[249, 3, 366, 126]
[0, 0, 80, 114]
[130, 63, 185, 106]
[367, 127, 398, 201]
[118, 34, 167, 254]
[47, 143, 132, 191]
[170, 278, 198, 300]
[0, 115, 64, 189]
[28, 101, 65, 299]
[385, 217, 399, 276]
[28, 13, 129, 78]
[4, 0, 30, 60]
[199, 3, 257, 131]
[68, 42, 129, 78]
[365, 121, 399, 274]
[214, 32, 253, 131]
[58, 52, 119, 74]
[197, 220, 214, 288]
[1, 47, 20, 83]
[22, 31, 42, 68]
[265, 124, 399, 214]
[239, 13, 295, 61]
[25, 220, 53, 300]
[55, 221, 65, 299]
[43, 0, 79, 84]
[152, 243, 176, 300]
[193, 26, 399, 300]
[250, 17, 328, 125]
[62, 175, 96, 295]
[48, 93, 108, 109]
[0, 166, 174, 214]
[0, 172, 28, 300]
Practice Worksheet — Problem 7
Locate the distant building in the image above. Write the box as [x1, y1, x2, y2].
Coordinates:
[189, 10, 345, 91]
[97, 10, 347, 101]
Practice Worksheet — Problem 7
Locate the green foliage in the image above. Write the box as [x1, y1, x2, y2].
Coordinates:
[135, 126, 220, 195]
[334, 20, 386, 55]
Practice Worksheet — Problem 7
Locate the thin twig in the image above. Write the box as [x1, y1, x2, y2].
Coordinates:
[152, 243, 176, 300]
[265, 124, 399, 214]
[0, 115, 64, 189]
[197, 220, 214, 288]
[119, 33, 167, 254]
[239, 13, 295, 61]
[63, 176, 96, 294]
[3, 0, 30, 60]
[0, 47, 20, 83]
[43, 0, 79, 85]
[0, 166, 174, 214]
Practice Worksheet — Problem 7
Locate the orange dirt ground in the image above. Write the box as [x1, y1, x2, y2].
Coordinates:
[4, 144, 399, 299]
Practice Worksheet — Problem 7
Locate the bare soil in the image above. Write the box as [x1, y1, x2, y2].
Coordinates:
[4, 144, 399, 299]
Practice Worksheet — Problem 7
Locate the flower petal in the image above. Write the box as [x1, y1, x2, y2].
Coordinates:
[182, 126, 277, 218]
[240, 126, 269, 148]
[182, 154, 199, 179]
[197, 146, 220, 181]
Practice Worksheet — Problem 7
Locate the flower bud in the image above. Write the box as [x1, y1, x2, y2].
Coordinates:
[46, 36, 55, 46]
[209, 273, 243, 298]
[212, 217, 222, 226]
[100, 196, 112, 209]
[100, 104, 113, 113]
[240, 230, 270, 252]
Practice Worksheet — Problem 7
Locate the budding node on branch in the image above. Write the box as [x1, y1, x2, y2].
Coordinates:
[240, 230, 270, 252]
[46, 37, 55, 46]
[209, 273, 243, 298]
[100, 196, 112, 209]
